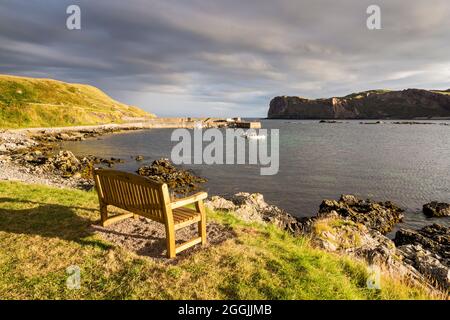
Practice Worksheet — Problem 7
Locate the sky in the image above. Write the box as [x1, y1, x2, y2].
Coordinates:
[0, 0, 449, 117]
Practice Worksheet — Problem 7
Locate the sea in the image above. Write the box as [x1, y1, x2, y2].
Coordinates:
[61, 119, 450, 234]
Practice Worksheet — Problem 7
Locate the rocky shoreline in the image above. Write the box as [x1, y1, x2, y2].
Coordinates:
[206, 193, 449, 294]
[0, 128, 130, 190]
[1, 127, 449, 295]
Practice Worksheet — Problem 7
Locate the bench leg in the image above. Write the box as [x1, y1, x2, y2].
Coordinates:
[165, 224, 176, 258]
[100, 204, 108, 226]
[196, 200, 207, 245]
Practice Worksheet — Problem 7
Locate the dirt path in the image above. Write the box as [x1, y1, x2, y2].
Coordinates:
[92, 217, 236, 261]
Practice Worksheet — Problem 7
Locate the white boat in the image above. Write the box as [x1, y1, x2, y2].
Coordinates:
[194, 122, 204, 129]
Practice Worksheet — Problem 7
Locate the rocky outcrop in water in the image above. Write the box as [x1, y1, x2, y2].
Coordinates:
[268, 89, 450, 119]
[423, 202, 450, 217]
[137, 159, 207, 197]
[318, 194, 404, 234]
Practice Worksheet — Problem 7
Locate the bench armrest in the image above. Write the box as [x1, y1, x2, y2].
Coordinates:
[170, 192, 208, 209]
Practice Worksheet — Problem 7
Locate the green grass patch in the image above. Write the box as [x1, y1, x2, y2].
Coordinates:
[0, 181, 439, 299]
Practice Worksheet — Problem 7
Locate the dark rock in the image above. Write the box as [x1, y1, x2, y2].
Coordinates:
[319, 120, 341, 123]
[396, 244, 449, 291]
[423, 202, 450, 217]
[393, 121, 435, 125]
[52, 150, 82, 177]
[318, 194, 404, 234]
[394, 224, 449, 261]
[394, 224, 449, 290]
[137, 158, 207, 197]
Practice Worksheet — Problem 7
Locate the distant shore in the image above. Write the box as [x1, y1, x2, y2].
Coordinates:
[5, 117, 261, 133]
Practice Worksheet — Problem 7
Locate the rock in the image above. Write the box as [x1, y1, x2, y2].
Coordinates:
[304, 214, 448, 292]
[232, 192, 268, 210]
[135, 155, 144, 161]
[397, 244, 449, 291]
[423, 202, 450, 217]
[205, 196, 235, 212]
[340, 194, 359, 205]
[394, 224, 449, 261]
[307, 215, 398, 266]
[206, 192, 305, 236]
[137, 158, 207, 197]
[318, 194, 404, 234]
[394, 224, 449, 290]
[57, 133, 71, 141]
[319, 120, 341, 123]
[0, 155, 11, 163]
[52, 150, 82, 177]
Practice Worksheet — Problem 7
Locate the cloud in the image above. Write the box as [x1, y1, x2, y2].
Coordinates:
[0, 0, 449, 117]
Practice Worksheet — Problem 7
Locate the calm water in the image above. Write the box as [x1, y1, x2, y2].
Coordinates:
[62, 120, 450, 232]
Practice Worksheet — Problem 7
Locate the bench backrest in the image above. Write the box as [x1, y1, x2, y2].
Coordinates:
[93, 169, 171, 223]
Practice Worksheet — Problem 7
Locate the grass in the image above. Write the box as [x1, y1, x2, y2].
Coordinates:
[432, 90, 450, 96]
[343, 89, 392, 99]
[0, 181, 440, 300]
[0, 74, 155, 128]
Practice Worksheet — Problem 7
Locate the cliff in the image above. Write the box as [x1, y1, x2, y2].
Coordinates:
[268, 89, 450, 119]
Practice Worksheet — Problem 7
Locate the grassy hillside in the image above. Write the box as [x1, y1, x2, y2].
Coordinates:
[0, 181, 439, 300]
[0, 74, 155, 128]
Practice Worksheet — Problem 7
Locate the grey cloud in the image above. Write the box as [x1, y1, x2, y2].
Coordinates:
[0, 0, 449, 117]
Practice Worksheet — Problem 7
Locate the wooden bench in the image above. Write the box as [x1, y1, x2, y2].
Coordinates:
[93, 169, 207, 258]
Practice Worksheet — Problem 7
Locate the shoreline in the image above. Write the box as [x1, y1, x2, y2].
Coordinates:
[0, 124, 449, 295]
[5, 117, 261, 133]
[0, 118, 248, 189]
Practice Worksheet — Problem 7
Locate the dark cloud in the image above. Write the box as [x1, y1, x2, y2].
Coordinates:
[0, 0, 449, 116]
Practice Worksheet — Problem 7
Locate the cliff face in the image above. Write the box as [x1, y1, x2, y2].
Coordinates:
[268, 89, 450, 119]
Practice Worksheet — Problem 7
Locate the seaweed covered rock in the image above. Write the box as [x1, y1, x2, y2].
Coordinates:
[137, 158, 207, 197]
[318, 194, 404, 234]
[423, 202, 450, 217]
[52, 150, 82, 177]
